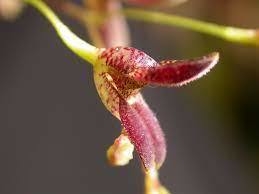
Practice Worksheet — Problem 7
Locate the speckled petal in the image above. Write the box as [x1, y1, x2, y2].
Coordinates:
[94, 69, 120, 119]
[119, 97, 155, 170]
[98, 47, 157, 75]
[131, 52, 219, 87]
[133, 94, 166, 169]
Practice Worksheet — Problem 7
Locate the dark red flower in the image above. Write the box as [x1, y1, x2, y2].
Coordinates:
[94, 46, 219, 170]
[20, 0, 220, 193]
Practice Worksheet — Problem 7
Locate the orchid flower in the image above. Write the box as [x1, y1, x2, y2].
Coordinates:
[24, 0, 219, 193]
[96, 46, 218, 170]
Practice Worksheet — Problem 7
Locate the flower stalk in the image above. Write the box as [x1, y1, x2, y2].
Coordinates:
[145, 168, 170, 194]
[24, 0, 99, 64]
[39, 1, 259, 47]
[124, 8, 259, 46]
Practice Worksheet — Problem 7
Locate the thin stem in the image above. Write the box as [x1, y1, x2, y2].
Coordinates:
[24, 0, 99, 64]
[61, 2, 106, 47]
[124, 8, 259, 46]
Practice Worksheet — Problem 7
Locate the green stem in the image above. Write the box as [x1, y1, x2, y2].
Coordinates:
[124, 8, 259, 46]
[24, 0, 99, 64]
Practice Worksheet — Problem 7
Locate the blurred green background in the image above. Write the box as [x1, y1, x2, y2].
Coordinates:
[0, 0, 258, 194]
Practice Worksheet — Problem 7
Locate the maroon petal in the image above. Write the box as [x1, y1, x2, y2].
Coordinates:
[131, 52, 219, 87]
[119, 97, 155, 169]
[119, 94, 166, 170]
[133, 95, 166, 169]
[98, 47, 157, 75]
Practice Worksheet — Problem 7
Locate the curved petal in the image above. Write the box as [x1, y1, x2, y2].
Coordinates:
[130, 52, 219, 87]
[133, 94, 166, 169]
[119, 94, 166, 170]
[98, 47, 157, 75]
[94, 69, 121, 119]
[119, 97, 155, 169]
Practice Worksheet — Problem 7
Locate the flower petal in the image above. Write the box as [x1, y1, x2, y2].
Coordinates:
[119, 97, 155, 169]
[131, 52, 219, 87]
[133, 94, 166, 169]
[98, 47, 157, 75]
[94, 69, 121, 119]
[119, 94, 166, 170]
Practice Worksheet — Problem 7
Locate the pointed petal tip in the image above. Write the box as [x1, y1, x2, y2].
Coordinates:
[173, 51, 219, 87]
[199, 51, 219, 71]
[206, 51, 220, 68]
[130, 51, 220, 87]
[198, 51, 219, 75]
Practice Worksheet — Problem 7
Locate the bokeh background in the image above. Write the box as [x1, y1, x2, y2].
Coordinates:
[0, 0, 258, 194]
